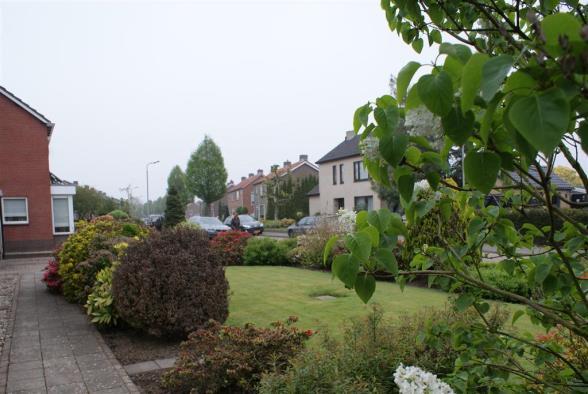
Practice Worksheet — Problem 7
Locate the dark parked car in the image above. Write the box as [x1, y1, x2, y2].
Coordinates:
[223, 215, 264, 235]
[143, 214, 164, 230]
[188, 216, 230, 238]
[287, 216, 319, 237]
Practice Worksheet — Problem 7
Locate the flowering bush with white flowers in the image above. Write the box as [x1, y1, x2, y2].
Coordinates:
[336, 208, 356, 233]
[394, 364, 454, 394]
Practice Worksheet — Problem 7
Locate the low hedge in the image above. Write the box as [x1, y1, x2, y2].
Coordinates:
[243, 238, 297, 266]
[502, 207, 588, 233]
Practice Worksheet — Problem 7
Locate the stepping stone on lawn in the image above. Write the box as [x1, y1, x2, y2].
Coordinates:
[315, 295, 337, 301]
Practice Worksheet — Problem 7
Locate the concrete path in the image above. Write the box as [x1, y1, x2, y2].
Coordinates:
[0, 258, 138, 394]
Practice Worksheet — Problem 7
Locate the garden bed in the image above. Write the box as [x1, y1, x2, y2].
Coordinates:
[101, 327, 180, 365]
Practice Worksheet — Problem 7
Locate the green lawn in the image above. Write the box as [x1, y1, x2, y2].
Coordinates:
[225, 266, 538, 339]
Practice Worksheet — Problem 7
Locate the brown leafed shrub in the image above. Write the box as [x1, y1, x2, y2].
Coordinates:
[112, 226, 229, 338]
[162, 317, 313, 393]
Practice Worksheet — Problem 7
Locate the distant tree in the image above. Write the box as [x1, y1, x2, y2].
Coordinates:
[186, 136, 228, 215]
[74, 185, 119, 220]
[167, 165, 192, 205]
[554, 165, 583, 188]
[164, 185, 185, 227]
[265, 165, 292, 220]
[267, 175, 318, 219]
[148, 196, 167, 215]
[236, 206, 248, 214]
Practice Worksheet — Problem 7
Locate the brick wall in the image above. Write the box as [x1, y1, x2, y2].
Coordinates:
[0, 94, 54, 253]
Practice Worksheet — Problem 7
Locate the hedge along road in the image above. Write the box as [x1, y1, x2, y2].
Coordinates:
[224, 266, 538, 343]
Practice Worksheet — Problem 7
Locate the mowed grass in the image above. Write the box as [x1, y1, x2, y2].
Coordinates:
[225, 266, 539, 339]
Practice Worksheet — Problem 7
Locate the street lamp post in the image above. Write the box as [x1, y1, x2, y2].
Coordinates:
[146, 161, 160, 217]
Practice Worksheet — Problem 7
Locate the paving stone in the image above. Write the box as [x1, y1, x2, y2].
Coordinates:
[154, 357, 176, 369]
[7, 367, 43, 382]
[43, 355, 77, 368]
[47, 382, 88, 394]
[45, 366, 84, 387]
[85, 372, 125, 392]
[6, 377, 45, 392]
[123, 360, 159, 375]
[7, 359, 43, 372]
[9, 348, 42, 362]
[92, 386, 129, 394]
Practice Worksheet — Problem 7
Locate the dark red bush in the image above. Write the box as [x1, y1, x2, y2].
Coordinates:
[162, 317, 312, 393]
[112, 226, 229, 338]
[210, 230, 252, 266]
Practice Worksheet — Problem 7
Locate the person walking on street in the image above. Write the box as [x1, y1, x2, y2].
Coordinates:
[230, 211, 241, 231]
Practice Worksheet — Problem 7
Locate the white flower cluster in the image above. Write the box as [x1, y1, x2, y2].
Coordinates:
[337, 208, 356, 233]
[393, 364, 454, 394]
[414, 179, 431, 194]
[404, 107, 443, 150]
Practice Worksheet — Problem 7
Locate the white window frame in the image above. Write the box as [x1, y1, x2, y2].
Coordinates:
[1, 197, 29, 225]
[51, 195, 75, 235]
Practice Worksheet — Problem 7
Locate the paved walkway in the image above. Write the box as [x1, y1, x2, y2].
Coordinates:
[0, 258, 138, 393]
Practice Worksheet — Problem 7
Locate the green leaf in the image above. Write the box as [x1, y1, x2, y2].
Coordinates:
[442, 107, 475, 145]
[577, 121, 588, 155]
[417, 71, 454, 117]
[356, 210, 369, 229]
[323, 235, 339, 265]
[510, 309, 525, 326]
[355, 273, 376, 303]
[397, 61, 421, 104]
[429, 29, 442, 45]
[412, 38, 424, 53]
[480, 95, 501, 144]
[362, 226, 380, 248]
[464, 150, 501, 194]
[395, 167, 415, 203]
[534, 259, 552, 285]
[332, 254, 360, 288]
[374, 248, 398, 275]
[353, 103, 371, 133]
[480, 55, 512, 102]
[428, 4, 443, 24]
[455, 293, 474, 311]
[425, 170, 440, 190]
[439, 43, 471, 64]
[388, 213, 408, 237]
[461, 53, 489, 112]
[508, 88, 570, 155]
[397, 275, 407, 292]
[380, 133, 409, 167]
[504, 71, 538, 96]
[443, 55, 464, 84]
[405, 85, 422, 110]
[542, 13, 582, 50]
[346, 232, 372, 262]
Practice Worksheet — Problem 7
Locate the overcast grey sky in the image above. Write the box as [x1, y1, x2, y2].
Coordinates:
[1, 0, 585, 201]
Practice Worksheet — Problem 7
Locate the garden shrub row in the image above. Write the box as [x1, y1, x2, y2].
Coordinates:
[243, 237, 297, 266]
[262, 218, 296, 228]
[43, 216, 230, 339]
[502, 208, 588, 234]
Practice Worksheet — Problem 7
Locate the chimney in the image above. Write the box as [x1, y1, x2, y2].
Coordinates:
[228, 180, 234, 187]
[271, 164, 279, 173]
[345, 130, 355, 140]
[299, 154, 308, 162]
[241, 176, 246, 181]
[257, 169, 263, 176]
[283, 160, 291, 168]
[248, 173, 254, 178]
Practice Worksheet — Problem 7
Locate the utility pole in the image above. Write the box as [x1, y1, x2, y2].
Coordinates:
[146, 161, 160, 217]
[119, 184, 138, 215]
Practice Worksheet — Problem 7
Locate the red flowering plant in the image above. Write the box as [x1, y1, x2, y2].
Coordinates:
[42, 257, 62, 293]
[162, 317, 313, 393]
[210, 230, 251, 266]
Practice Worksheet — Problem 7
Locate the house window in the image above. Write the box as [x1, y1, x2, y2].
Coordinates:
[332, 165, 337, 185]
[1, 198, 29, 224]
[353, 161, 369, 182]
[334, 198, 345, 211]
[339, 164, 344, 184]
[52, 196, 73, 234]
[354, 196, 373, 212]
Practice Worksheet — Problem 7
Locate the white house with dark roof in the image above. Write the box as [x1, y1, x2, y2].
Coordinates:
[312, 131, 384, 214]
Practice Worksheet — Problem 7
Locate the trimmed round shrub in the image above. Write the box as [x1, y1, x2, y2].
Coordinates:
[243, 237, 295, 266]
[112, 226, 229, 337]
[108, 209, 130, 220]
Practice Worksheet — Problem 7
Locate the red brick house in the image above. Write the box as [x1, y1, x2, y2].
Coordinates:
[0, 86, 76, 258]
[226, 171, 265, 215]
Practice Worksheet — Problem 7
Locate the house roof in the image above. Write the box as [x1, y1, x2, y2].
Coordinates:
[0, 86, 54, 136]
[508, 168, 573, 191]
[50, 173, 76, 186]
[254, 160, 318, 184]
[227, 173, 265, 192]
[316, 133, 361, 164]
[307, 184, 319, 196]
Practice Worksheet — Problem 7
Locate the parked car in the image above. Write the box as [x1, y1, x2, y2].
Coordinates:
[287, 216, 319, 237]
[144, 214, 164, 230]
[223, 214, 264, 235]
[188, 216, 230, 238]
